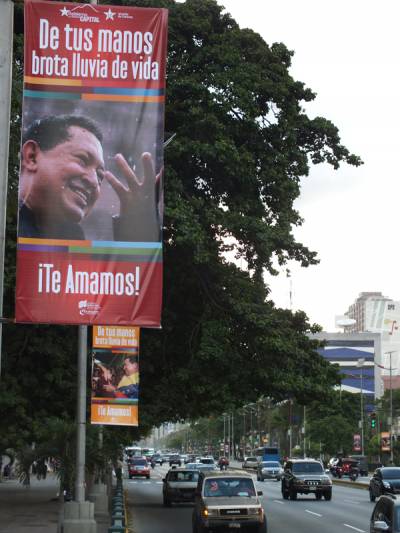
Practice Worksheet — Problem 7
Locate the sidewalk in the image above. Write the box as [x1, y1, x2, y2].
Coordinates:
[0, 473, 110, 533]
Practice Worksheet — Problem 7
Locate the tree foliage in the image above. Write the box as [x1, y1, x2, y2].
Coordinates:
[0, 0, 361, 451]
[306, 391, 360, 455]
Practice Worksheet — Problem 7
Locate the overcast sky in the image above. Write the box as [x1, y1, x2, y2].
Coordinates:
[216, 0, 400, 331]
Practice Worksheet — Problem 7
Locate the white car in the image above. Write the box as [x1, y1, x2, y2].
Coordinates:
[242, 457, 258, 469]
[256, 461, 284, 481]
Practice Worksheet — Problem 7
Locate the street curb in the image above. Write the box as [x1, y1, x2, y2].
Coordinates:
[332, 479, 368, 490]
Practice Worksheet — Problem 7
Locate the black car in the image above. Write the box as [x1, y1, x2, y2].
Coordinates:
[151, 454, 164, 465]
[369, 467, 400, 501]
[169, 454, 182, 467]
[370, 494, 400, 532]
[281, 459, 332, 500]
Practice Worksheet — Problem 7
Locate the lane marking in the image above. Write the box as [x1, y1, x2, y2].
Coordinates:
[273, 500, 284, 504]
[305, 510, 322, 517]
[343, 499, 361, 504]
[343, 524, 365, 532]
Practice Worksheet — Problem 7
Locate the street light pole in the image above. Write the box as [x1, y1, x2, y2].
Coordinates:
[376, 355, 397, 464]
[387, 351, 396, 463]
[357, 358, 365, 456]
[303, 406, 306, 459]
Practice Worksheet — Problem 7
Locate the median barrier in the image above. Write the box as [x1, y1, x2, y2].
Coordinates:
[331, 478, 369, 490]
[108, 473, 127, 533]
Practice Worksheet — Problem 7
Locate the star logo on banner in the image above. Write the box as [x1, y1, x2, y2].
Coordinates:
[105, 8, 115, 20]
[60, 7, 69, 16]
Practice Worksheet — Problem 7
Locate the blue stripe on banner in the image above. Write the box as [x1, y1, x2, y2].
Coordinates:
[18, 244, 69, 252]
[93, 87, 164, 96]
[24, 90, 80, 100]
[88, 254, 162, 263]
[92, 241, 162, 249]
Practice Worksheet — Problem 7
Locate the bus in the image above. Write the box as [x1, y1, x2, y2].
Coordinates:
[124, 446, 141, 458]
[141, 447, 155, 459]
[254, 446, 280, 464]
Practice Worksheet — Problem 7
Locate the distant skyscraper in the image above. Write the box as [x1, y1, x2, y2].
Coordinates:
[344, 292, 392, 333]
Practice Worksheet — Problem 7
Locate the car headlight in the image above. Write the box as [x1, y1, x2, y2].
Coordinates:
[248, 507, 264, 516]
[203, 508, 218, 517]
[383, 481, 391, 488]
[321, 477, 332, 485]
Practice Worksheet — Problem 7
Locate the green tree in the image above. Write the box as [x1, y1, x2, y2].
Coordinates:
[306, 391, 360, 456]
[1, 0, 360, 454]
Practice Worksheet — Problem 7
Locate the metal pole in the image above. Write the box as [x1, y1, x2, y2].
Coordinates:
[360, 368, 364, 456]
[250, 409, 253, 454]
[390, 352, 394, 463]
[73, 0, 97, 503]
[242, 411, 245, 458]
[232, 412, 234, 460]
[0, 0, 13, 378]
[357, 358, 365, 456]
[289, 399, 293, 457]
[228, 413, 231, 460]
[75, 325, 88, 503]
[223, 415, 226, 454]
[303, 406, 306, 459]
[377, 409, 381, 464]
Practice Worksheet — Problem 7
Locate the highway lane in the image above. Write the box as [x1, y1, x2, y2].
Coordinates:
[125, 464, 376, 533]
[125, 464, 192, 533]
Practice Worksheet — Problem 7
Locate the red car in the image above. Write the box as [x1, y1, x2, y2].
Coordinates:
[128, 457, 150, 479]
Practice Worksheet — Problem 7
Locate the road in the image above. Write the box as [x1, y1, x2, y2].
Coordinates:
[125, 464, 374, 533]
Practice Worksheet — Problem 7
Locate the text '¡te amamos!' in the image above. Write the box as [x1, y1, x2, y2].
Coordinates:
[37, 263, 140, 296]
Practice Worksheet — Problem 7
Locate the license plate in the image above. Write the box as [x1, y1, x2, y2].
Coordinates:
[228, 524, 241, 529]
[308, 487, 316, 491]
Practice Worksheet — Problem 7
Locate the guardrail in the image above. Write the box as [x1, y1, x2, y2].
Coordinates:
[108, 474, 127, 533]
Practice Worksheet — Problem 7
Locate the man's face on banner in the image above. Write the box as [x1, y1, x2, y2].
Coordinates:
[123, 358, 138, 376]
[25, 126, 105, 224]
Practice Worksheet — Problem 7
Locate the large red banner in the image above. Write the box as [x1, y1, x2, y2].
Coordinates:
[16, 0, 167, 326]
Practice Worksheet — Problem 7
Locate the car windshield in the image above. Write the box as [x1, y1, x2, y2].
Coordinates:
[204, 477, 256, 497]
[246, 458, 257, 462]
[292, 463, 323, 474]
[263, 462, 281, 468]
[167, 471, 199, 482]
[131, 459, 147, 465]
[200, 458, 214, 464]
[382, 468, 400, 479]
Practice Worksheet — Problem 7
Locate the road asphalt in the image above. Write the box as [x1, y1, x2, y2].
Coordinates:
[0, 472, 111, 533]
[0, 461, 368, 532]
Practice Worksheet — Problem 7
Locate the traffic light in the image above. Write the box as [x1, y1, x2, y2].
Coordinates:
[371, 412, 377, 429]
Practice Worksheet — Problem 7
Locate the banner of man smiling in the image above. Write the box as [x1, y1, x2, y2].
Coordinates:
[16, 0, 167, 327]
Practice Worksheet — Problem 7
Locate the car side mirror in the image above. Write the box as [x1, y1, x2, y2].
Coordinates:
[374, 521, 390, 531]
[162, 478, 166, 482]
[257, 491, 263, 496]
